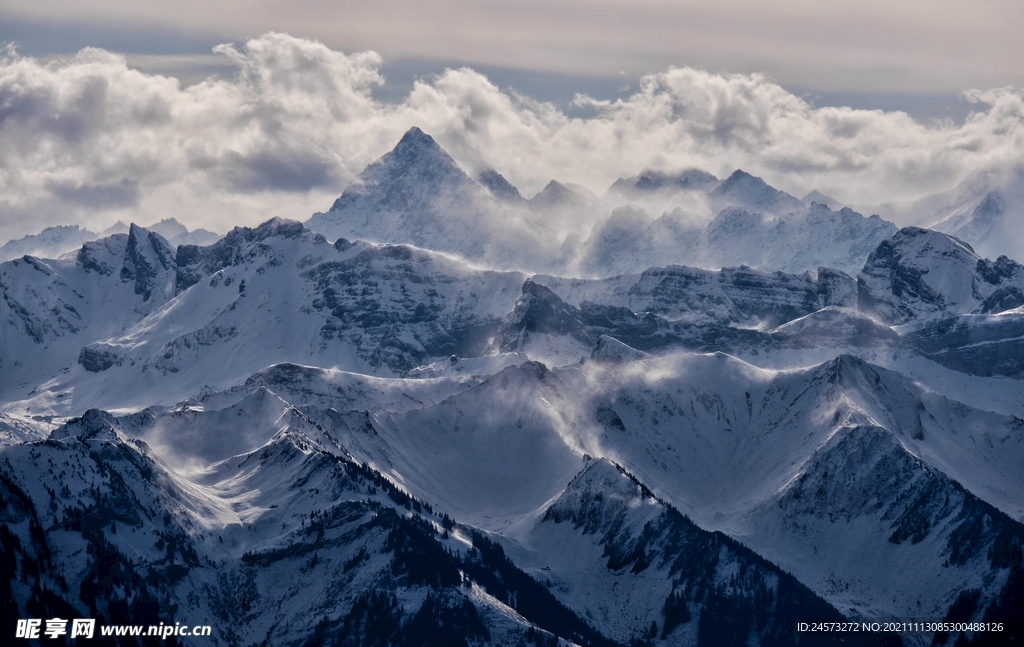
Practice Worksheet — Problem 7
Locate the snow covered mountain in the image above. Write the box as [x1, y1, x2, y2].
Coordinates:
[306, 128, 566, 272]
[4, 151, 1024, 643]
[0, 223, 180, 395]
[802, 190, 846, 211]
[709, 170, 806, 215]
[0, 225, 104, 263]
[857, 226, 1024, 325]
[4, 340, 1019, 644]
[0, 218, 219, 263]
[2, 219, 530, 416]
[527, 180, 610, 237]
[476, 169, 528, 206]
[607, 168, 720, 198]
[866, 164, 1024, 263]
[581, 172, 897, 276]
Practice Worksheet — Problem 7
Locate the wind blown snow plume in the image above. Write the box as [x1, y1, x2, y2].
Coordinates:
[2, 33, 1024, 243]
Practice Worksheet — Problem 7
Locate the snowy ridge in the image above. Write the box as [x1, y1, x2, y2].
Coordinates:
[0, 384, 870, 646]
[2, 219, 529, 415]
[0, 223, 181, 395]
[511, 457, 847, 644]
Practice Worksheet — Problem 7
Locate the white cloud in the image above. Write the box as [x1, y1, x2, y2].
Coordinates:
[1, 33, 1023, 243]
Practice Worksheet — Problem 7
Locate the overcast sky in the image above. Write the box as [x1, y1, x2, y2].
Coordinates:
[5, 1, 1023, 93]
[1, 1, 1023, 241]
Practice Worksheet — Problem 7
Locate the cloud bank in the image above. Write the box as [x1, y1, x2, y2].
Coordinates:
[1, 33, 1023, 242]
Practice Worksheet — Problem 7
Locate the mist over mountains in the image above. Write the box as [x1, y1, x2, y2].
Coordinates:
[2, 125, 1024, 646]
[307, 128, 899, 277]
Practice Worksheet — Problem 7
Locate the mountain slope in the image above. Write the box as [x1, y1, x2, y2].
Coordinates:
[0, 391, 882, 647]
[511, 458, 859, 645]
[2, 210, 1023, 644]
[201, 344, 1023, 624]
[0, 224, 179, 395]
[0, 406, 623, 646]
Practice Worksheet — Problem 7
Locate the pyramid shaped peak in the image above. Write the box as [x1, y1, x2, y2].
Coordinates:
[802, 190, 846, 211]
[564, 456, 654, 500]
[532, 179, 570, 196]
[711, 169, 773, 199]
[146, 217, 189, 239]
[720, 169, 760, 185]
[590, 335, 650, 364]
[100, 221, 130, 236]
[391, 127, 448, 158]
[348, 126, 466, 190]
[397, 126, 434, 145]
[529, 179, 584, 208]
[125, 222, 174, 259]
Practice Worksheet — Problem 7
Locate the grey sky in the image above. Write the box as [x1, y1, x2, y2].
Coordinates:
[3, 0, 1022, 112]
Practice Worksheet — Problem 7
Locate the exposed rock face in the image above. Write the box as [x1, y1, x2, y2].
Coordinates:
[498, 280, 594, 352]
[78, 344, 119, 372]
[0, 218, 218, 264]
[175, 217, 315, 292]
[905, 309, 1024, 377]
[857, 226, 1024, 324]
[121, 224, 176, 301]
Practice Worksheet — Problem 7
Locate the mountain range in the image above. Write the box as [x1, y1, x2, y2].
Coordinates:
[0, 218, 220, 264]
[1, 128, 1023, 646]
[306, 128, 899, 277]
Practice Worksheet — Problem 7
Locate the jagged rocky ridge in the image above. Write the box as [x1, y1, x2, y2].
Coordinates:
[0, 218, 219, 264]
[8, 215, 1022, 428]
